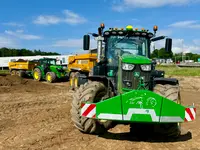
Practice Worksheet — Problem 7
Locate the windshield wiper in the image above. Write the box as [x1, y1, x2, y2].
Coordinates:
[110, 33, 129, 49]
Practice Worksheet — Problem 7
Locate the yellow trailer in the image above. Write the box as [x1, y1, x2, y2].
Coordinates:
[8, 60, 39, 77]
[68, 53, 97, 90]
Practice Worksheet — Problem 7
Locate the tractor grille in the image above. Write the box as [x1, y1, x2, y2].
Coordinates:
[122, 65, 151, 90]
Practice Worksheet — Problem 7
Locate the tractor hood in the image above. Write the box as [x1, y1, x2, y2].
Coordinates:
[50, 65, 63, 69]
[122, 54, 151, 64]
[50, 65, 65, 72]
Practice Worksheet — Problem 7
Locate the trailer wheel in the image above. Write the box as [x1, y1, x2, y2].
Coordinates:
[69, 72, 75, 90]
[11, 70, 16, 76]
[74, 72, 87, 90]
[46, 72, 56, 83]
[33, 68, 42, 81]
[16, 70, 25, 77]
[153, 84, 181, 138]
[71, 81, 114, 134]
[74, 72, 80, 90]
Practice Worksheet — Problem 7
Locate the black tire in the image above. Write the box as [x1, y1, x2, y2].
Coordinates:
[153, 84, 181, 138]
[16, 70, 25, 77]
[71, 81, 114, 134]
[69, 72, 75, 90]
[46, 72, 56, 83]
[33, 68, 42, 81]
[130, 84, 181, 138]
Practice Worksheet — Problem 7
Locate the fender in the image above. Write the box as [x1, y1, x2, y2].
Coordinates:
[87, 75, 117, 95]
[154, 77, 179, 85]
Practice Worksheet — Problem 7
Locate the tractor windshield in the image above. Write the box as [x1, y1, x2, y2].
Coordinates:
[48, 59, 56, 65]
[107, 36, 148, 58]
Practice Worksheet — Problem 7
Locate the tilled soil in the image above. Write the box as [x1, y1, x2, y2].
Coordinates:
[0, 75, 199, 150]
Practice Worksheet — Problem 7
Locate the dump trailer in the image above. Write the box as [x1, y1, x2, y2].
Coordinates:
[70, 24, 196, 138]
[8, 60, 39, 77]
[68, 53, 97, 90]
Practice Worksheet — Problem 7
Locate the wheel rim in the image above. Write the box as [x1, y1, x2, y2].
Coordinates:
[70, 78, 73, 87]
[34, 72, 39, 79]
[11, 71, 15, 75]
[47, 74, 51, 81]
[16, 71, 20, 76]
[74, 78, 78, 88]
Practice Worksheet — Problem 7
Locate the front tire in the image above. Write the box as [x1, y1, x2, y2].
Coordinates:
[71, 81, 114, 134]
[130, 83, 181, 138]
[153, 84, 181, 137]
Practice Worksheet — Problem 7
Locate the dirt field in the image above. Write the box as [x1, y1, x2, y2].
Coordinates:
[0, 75, 199, 150]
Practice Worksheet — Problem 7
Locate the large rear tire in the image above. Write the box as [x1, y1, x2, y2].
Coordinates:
[46, 72, 56, 83]
[71, 81, 114, 134]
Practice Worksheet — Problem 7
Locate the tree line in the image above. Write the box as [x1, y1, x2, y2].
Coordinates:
[151, 48, 200, 62]
[0, 47, 60, 57]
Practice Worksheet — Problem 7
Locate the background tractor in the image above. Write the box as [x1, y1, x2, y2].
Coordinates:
[32, 58, 66, 83]
[71, 24, 196, 138]
[68, 52, 97, 90]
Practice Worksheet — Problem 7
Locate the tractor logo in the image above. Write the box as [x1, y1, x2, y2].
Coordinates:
[134, 72, 140, 77]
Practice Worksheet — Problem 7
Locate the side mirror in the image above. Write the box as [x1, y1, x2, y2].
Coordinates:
[165, 38, 172, 53]
[83, 35, 90, 50]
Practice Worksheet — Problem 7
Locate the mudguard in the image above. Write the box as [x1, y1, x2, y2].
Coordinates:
[80, 90, 196, 123]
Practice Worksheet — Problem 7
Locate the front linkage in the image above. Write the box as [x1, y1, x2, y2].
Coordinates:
[81, 90, 196, 123]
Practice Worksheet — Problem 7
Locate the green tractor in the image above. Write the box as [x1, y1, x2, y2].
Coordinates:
[32, 58, 66, 83]
[71, 24, 196, 138]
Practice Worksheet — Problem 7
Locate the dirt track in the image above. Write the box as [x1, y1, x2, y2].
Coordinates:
[0, 75, 199, 150]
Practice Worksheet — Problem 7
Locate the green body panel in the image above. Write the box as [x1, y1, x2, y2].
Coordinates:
[122, 55, 151, 64]
[84, 90, 187, 123]
[96, 96, 122, 116]
[49, 65, 66, 78]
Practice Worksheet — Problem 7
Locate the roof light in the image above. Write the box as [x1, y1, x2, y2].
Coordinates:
[153, 25, 158, 32]
[126, 25, 133, 31]
[141, 28, 145, 31]
[121, 28, 124, 30]
[114, 28, 118, 30]
[135, 28, 138, 31]
[100, 23, 105, 28]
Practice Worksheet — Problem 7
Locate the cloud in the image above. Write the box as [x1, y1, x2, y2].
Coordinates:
[153, 38, 200, 53]
[156, 29, 172, 36]
[33, 9, 87, 25]
[2, 22, 25, 27]
[63, 10, 87, 24]
[33, 15, 61, 25]
[169, 20, 200, 29]
[5, 30, 41, 40]
[112, 0, 200, 11]
[193, 39, 200, 45]
[0, 36, 18, 48]
[52, 38, 96, 49]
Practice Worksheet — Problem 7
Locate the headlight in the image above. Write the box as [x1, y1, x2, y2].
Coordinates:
[122, 63, 135, 70]
[140, 64, 151, 71]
